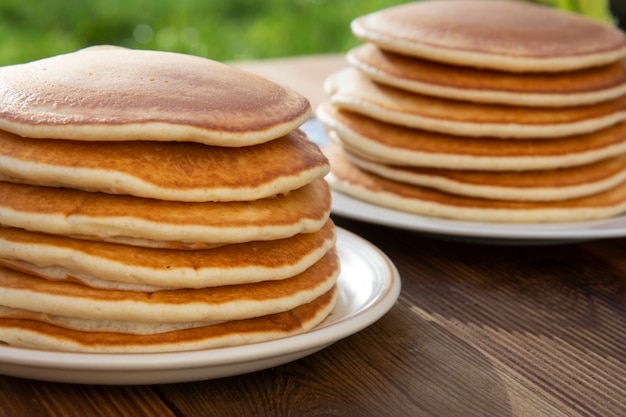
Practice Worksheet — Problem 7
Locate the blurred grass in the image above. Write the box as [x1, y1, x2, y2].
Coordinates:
[0, 0, 621, 67]
[0, 0, 412, 66]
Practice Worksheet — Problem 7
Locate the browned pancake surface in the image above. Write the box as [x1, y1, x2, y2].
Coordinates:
[0, 179, 331, 247]
[318, 103, 626, 159]
[325, 144, 626, 212]
[326, 68, 626, 133]
[348, 43, 626, 105]
[346, 149, 626, 188]
[0, 249, 339, 310]
[0, 128, 329, 201]
[351, 0, 626, 71]
[0, 220, 336, 288]
[0, 286, 338, 352]
[0, 47, 310, 145]
[0, 247, 339, 321]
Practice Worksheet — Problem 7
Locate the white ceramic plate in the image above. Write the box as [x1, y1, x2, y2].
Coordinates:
[0, 228, 400, 385]
[301, 119, 626, 244]
[331, 191, 626, 244]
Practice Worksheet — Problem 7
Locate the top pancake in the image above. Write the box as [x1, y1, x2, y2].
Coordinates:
[0, 128, 329, 202]
[347, 43, 626, 107]
[351, 0, 626, 72]
[0, 46, 311, 146]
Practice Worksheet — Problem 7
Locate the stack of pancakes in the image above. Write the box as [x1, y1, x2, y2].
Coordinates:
[0, 46, 339, 353]
[318, 0, 626, 223]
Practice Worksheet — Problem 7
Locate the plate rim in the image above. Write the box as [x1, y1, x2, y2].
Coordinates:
[331, 189, 626, 242]
[0, 227, 400, 380]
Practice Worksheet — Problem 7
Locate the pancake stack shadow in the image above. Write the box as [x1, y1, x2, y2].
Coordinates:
[0, 46, 339, 353]
[318, 0, 626, 223]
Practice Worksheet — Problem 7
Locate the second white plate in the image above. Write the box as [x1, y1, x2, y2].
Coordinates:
[331, 190, 626, 244]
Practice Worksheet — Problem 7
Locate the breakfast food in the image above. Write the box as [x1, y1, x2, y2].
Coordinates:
[343, 149, 626, 202]
[317, 102, 626, 171]
[325, 144, 626, 223]
[0, 220, 336, 290]
[0, 250, 339, 325]
[0, 128, 329, 202]
[350, 0, 626, 72]
[0, 46, 309, 145]
[0, 47, 338, 352]
[347, 43, 626, 107]
[318, 0, 626, 223]
[0, 179, 331, 249]
[325, 67, 626, 139]
[0, 288, 338, 353]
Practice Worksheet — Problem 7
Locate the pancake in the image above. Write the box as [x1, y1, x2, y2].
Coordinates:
[0, 220, 336, 290]
[0, 247, 339, 323]
[0, 305, 218, 335]
[0, 179, 331, 249]
[0, 286, 338, 353]
[0, 128, 329, 202]
[0, 46, 310, 146]
[323, 144, 626, 223]
[344, 150, 626, 202]
[347, 43, 626, 107]
[325, 68, 626, 139]
[316, 102, 626, 171]
[350, 0, 626, 72]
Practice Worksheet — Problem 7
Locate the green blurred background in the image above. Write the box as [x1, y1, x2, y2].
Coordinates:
[0, 0, 623, 67]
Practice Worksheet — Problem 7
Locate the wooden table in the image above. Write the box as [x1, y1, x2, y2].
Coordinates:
[1, 55, 625, 417]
